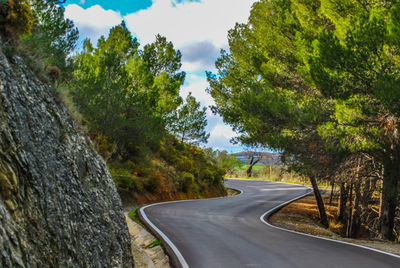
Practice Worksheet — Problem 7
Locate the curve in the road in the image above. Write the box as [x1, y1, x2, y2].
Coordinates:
[139, 179, 400, 268]
[138, 186, 245, 268]
[139, 201, 189, 268]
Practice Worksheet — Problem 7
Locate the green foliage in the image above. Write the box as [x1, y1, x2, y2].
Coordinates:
[128, 207, 144, 227]
[141, 34, 184, 117]
[205, 149, 242, 175]
[143, 34, 185, 80]
[146, 239, 162, 249]
[180, 171, 195, 192]
[160, 136, 225, 192]
[0, 0, 35, 43]
[71, 25, 189, 157]
[217, 151, 242, 174]
[207, 0, 334, 178]
[208, 0, 400, 239]
[67, 22, 221, 203]
[109, 136, 226, 203]
[71, 24, 162, 154]
[306, 1, 400, 152]
[168, 92, 210, 145]
[110, 166, 137, 191]
[110, 160, 165, 197]
[20, 0, 78, 79]
[207, 0, 400, 174]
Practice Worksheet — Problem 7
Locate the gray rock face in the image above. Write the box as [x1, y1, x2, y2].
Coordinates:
[0, 41, 134, 267]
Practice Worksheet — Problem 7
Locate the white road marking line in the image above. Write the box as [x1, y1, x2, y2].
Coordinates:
[140, 203, 189, 268]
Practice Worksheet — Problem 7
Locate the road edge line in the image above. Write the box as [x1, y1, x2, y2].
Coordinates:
[137, 180, 244, 268]
[259, 184, 400, 259]
[139, 203, 189, 268]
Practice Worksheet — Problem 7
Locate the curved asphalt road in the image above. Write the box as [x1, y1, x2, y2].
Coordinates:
[140, 179, 400, 268]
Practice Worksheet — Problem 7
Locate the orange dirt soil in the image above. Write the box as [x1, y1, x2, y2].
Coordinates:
[269, 194, 400, 256]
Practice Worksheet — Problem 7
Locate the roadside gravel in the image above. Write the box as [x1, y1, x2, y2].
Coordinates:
[124, 213, 171, 268]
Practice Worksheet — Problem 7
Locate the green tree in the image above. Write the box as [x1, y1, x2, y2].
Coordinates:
[216, 150, 241, 175]
[204, 149, 242, 175]
[141, 34, 185, 117]
[71, 23, 162, 156]
[21, 0, 78, 78]
[168, 93, 209, 145]
[307, 1, 400, 240]
[71, 24, 187, 159]
[143, 34, 184, 79]
[207, 0, 332, 227]
[208, 0, 400, 239]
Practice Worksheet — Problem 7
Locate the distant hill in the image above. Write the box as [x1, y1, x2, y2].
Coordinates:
[232, 151, 281, 165]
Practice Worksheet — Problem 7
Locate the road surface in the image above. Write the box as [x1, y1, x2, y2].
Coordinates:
[140, 179, 400, 268]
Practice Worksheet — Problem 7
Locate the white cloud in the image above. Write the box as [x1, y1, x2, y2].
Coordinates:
[65, 4, 123, 44]
[124, 0, 255, 73]
[181, 74, 214, 110]
[210, 124, 236, 140]
[180, 61, 203, 73]
[65, 0, 254, 72]
[180, 40, 224, 73]
[204, 115, 239, 150]
[124, 0, 254, 48]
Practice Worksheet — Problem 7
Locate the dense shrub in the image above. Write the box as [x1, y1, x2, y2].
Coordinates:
[160, 136, 225, 190]
[0, 0, 35, 43]
[108, 135, 226, 204]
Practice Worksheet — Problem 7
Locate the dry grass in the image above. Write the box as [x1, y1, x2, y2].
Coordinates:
[56, 86, 86, 128]
[270, 195, 400, 255]
[270, 195, 342, 238]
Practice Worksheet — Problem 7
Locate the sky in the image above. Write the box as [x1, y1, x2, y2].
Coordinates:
[64, 0, 257, 153]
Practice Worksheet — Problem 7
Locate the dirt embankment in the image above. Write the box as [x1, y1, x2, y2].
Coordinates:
[269, 194, 400, 256]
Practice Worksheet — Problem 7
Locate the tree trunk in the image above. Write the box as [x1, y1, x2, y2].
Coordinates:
[379, 183, 383, 218]
[346, 183, 353, 237]
[347, 158, 362, 238]
[349, 182, 361, 238]
[360, 178, 375, 221]
[310, 176, 329, 227]
[379, 156, 399, 241]
[378, 168, 384, 218]
[246, 157, 259, 177]
[338, 182, 349, 223]
[246, 163, 255, 177]
[329, 179, 335, 205]
[181, 132, 185, 143]
[269, 165, 272, 179]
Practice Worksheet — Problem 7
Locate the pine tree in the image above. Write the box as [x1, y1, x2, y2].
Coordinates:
[168, 93, 209, 145]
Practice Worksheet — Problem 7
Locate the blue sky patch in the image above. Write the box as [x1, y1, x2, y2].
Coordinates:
[66, 0, 152, 15]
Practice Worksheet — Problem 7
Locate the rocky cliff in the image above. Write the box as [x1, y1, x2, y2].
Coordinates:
[0, 39, 134, 267]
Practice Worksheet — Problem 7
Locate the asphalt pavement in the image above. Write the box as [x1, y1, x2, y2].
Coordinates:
[140, 179, 400, 268]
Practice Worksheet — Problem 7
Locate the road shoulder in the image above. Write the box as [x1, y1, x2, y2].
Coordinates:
[124, 213, 171, 268]
[269, 195, 400, 256]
